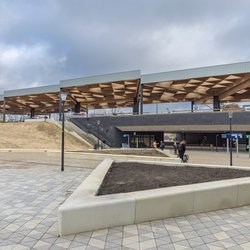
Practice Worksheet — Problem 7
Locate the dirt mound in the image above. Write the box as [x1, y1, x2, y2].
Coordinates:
[0, 121, 90, 150]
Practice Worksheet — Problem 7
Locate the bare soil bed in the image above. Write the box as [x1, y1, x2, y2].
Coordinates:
[98, 162, 250, 195]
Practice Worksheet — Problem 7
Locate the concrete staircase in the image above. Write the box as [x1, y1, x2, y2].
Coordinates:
[60, 120, 109, 149]
[69, 118, 111, 148]
[65, 121, 97, 148]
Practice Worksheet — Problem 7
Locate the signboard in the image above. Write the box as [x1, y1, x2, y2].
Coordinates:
[221, 134, 227, 139]
[226, 133, 242, 139]
[247, 145, 250, 149]
[164, 133, 176, 142]
[246, 135, 250, 139]
[243, 105, 250, 111]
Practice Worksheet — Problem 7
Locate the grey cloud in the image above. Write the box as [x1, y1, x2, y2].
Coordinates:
[1, 0, 250, 92]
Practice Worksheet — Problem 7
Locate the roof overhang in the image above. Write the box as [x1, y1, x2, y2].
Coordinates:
[4, 85, 59, 97]
[141, 61, 250, 104]
[60, 70, 141, 109]
[3, 85, 67, 114]
[2, 62, 250, 114]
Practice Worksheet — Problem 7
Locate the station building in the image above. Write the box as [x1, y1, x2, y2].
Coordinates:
[1, 61, 250, 149]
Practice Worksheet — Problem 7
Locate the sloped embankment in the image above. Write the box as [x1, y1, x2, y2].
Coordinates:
[0, 121, 90, 150]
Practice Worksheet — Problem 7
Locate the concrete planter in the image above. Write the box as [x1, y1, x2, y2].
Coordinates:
[58, 159, 250, 235]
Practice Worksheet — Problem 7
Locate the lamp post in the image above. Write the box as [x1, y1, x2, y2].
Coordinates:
[97, 120, 100, 150]
[60, 91, 68, 171]
[216, 134, 219, 152]
[228, 111, 233, 166]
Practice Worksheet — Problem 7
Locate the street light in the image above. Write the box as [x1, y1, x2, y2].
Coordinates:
[97, 120, 100, 150]
[60, 91, 68, 171]
[216, 134, 219, 152]
[228, 111, 233, 166]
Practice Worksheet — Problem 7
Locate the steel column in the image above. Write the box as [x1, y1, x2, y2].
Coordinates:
[61, 100, 65, 171]
[74, 102, 81, 113]
[133, 98, 139, 115]
[191, 101, 194, 112]
[140, 84, 143, 114]
[229, 116, 233, 166]
[213, 96, 220, 111]
[30, 108, 35, 118]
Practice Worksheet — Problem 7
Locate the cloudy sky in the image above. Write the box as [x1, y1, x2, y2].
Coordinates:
[1, 0, 250, 93]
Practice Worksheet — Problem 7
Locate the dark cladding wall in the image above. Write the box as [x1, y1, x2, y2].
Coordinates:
[71, 117, 123, 147]
[70, 112, 250, 147]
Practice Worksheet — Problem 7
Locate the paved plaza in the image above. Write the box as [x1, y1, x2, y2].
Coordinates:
[1, 152, 250, 249]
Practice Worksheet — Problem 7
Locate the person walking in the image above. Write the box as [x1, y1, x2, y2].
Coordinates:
[173, 139, 179, 155]
[178, 140, 186, 162]
[152, 141, 157, 148]
[160, 141, 165, 151]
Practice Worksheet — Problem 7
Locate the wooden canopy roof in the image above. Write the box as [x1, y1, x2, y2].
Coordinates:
[142, 62, 250, 104]
[60, 70, 141, 110]
[1, 70, 141, 114]
[2, 85, 74, 114]
[1, 62, 250, 114]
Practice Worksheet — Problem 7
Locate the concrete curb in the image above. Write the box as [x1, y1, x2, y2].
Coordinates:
[47, 151, 177, 163]
[58, 159, 250, 235]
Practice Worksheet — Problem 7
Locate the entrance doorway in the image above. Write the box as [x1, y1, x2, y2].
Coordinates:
[130, 135, 155, 148]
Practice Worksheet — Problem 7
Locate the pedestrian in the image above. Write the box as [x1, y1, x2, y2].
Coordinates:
[173, 139, 179, 155]
[178, 140, 187, 162]
[160, 141, 165, 151]
[152, 141, 157, 148]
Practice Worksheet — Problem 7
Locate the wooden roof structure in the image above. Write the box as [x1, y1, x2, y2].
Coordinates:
[141, 62, 250, 104]
[60, 70, 141, 110]
[0, 70, 141, 114]
[1, 62, 250, 114]
[2, 85, 64, 114]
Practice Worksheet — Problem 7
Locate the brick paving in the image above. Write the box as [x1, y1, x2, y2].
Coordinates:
[1, 156, 250, 249]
